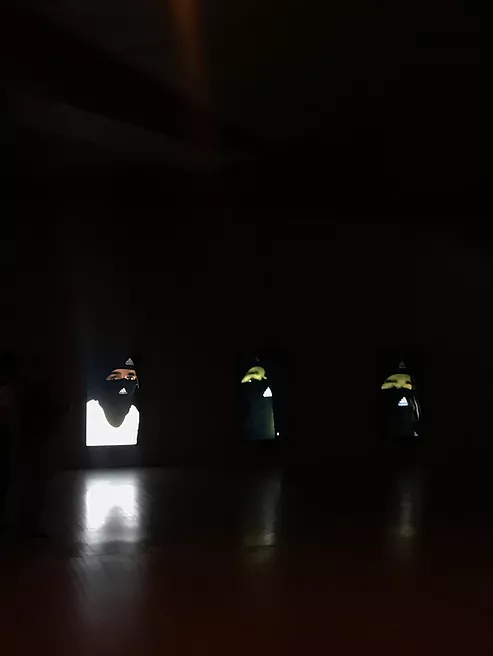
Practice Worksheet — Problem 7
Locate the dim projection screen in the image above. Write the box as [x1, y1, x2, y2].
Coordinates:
[240, 360, 276, 440]
[380, 359, 421, 438]
[86, 356, 140, 446]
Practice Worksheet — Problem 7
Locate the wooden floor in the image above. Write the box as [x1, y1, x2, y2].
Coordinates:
[2, 460, 493, 653]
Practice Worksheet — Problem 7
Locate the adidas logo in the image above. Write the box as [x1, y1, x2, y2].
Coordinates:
[398, 397, 408, 407]
[263, 387, 273, 398]
[119, 388, 128, 395]
[398, 360, 407, 369]
[125, 358, 134, 366]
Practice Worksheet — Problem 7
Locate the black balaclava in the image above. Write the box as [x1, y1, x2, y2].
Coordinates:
[97, 357, 138, 428]
[380, 359, 419, 438]
[240, 356, 275, 440]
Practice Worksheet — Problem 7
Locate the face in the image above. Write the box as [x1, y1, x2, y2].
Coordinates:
[381, 373, 413, 390]
[106, 368, 138, 382]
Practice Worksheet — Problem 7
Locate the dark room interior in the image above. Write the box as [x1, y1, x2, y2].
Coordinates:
[2, 1, 493, 652]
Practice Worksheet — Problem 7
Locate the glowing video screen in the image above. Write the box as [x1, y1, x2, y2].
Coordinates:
[86, 356, 140, 447]
[379, 360, 421, 437]
[240, 361, 276, 440]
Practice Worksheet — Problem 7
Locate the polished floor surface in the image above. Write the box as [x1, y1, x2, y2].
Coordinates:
[2, 460, 493, 653]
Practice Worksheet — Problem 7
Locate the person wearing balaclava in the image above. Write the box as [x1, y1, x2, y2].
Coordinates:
[86, 356, 140, 446]
[240, 357, 276, 440]
[379, 359, 421, 442]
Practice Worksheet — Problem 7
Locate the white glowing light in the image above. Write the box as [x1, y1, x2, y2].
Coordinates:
[86, 400, 139, 446]
[276, 432, 280, 436]
[398, 397, 408, 407]
[263, 387, 273, 398]
[85, 481, 139, 532]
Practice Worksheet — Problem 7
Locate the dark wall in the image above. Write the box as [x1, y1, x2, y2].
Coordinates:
[3, 195, 492, 469]
[414, 232, 493, 447]
[3, 0, 492, 467]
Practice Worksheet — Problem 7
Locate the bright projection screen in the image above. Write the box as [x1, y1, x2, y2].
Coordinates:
[86, 356, 140, 446]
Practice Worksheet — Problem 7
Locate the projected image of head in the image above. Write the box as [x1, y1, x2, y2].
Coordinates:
[379, 358, 421, 441]
[240, 356, 276, 441]
[86, 356, 140, 446]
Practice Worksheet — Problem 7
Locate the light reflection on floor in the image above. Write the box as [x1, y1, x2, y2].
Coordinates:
[7, 463, 493, 652]
[384, 465, 425, 562]
[83, 472, 142, 544]
[241, 474, 282, 549]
